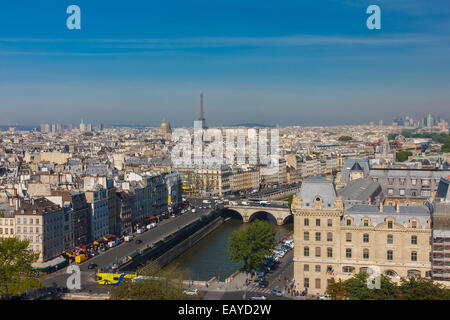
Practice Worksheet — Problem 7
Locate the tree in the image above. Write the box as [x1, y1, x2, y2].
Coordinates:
[338, 136, 352, 141]
[396, 150, 412, 162]
[0, 238, 41, 299]
[326, 272, 450, 300]
[110, 260, 188, 300]
[228, 219, 276, 271]
[398, 277, 450, 300]
[326, 278, 347, 300]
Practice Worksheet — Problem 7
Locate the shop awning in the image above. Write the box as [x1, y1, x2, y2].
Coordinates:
[32, 256, 66, 270]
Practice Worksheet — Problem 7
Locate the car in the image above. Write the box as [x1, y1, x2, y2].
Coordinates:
[183, 288, 198, 296]
[319, 294, 331, 300]
[271, 289, 282, 296]
[135, 239, 142, 244]
[250, 295, 267, 300]
[88, 263, 97, 270]
[259, 280, 269, 288]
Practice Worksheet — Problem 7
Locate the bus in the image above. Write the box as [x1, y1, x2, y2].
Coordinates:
[96, 272, 137, 285]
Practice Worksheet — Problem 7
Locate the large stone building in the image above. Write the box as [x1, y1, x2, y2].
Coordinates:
[292, 176, 432, 295]
[14, 198, 64, 263]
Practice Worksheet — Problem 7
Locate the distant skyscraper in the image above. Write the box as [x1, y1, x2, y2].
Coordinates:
[198, 93, 207, 129]
[80, 119, 86, 132]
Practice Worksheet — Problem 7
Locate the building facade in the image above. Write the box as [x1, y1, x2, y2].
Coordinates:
[292, 176, 432, 295]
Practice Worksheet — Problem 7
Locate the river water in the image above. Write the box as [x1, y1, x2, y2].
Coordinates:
[167, 218, 293, 281]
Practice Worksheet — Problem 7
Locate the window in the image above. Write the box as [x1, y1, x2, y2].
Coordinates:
[304, 264, 309, 271]
[411, 251, 417, 261]
[342, 266, 355, 273]
[315, 232, 321, 241]
[304, 218, 309, 226]
[327, 247, 333, 258]
[346, 233, 352, 242]
[346, 219, 352, 226]
[387, 234, 393, 244]
[388, 178, 394, 185]
[400, 178, 406, 186]
[326, 266, 333, 273]
[316, 219, 320, 227]
[411, 235, 417, 245]
[304, 247, 309, 257]
[363, 234, 369, 243]
[411, 221, 417, 229]
[327, 232, 333, 242]
[315, 265, 321, 272]
[315, 279, 321, 289]
[387, 250, 393, 261]
[411, 179, 417, 186]
[327, 219, 332, 227]
[363, 219, 369, 227]
[363, 249, 369, 259]
[304, 232, 309, 241]
[388, 188, 394, 195]
[388, 221, 393, 229]
[411, 189, 417, 197]
[346, 248, 352, 258]
[304, 278, 309, 288]
[399, 189, 405, 196]
[315, 247, 321, 257]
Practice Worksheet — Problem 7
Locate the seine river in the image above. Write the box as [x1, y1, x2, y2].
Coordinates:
[167, 218, 293, 281]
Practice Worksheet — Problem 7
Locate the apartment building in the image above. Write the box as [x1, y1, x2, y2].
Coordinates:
[85, 188, 109, 241]
[0, 202, 15, 239]
[292, 177, 432, 295]
[14, 198, 64, 263]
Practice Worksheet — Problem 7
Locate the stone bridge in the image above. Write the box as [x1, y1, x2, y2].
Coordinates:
[222, 205, 292, 225]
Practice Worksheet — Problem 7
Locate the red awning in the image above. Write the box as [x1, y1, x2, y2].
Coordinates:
[150, 216, 156, 219]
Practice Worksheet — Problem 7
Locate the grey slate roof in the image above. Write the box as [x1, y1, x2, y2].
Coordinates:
[436, 178, 450, 202]
[338, 178, 382, 201]
[298, 176, 336, 208]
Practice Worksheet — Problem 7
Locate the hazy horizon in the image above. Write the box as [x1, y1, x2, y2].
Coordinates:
[1, 0, 449, 127]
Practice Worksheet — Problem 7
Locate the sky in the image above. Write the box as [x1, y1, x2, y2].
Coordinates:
[0, 0, 449, 127]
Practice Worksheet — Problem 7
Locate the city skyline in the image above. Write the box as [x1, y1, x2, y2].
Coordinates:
[1, 0, 449, 126]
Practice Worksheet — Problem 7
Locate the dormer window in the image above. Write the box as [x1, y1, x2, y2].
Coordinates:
[411, 220, 417, 229]
[346, 219, 352, 226]
[388, 220, 393, 229]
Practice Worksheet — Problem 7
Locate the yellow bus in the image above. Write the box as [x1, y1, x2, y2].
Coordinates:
[96, 272, 137, 285]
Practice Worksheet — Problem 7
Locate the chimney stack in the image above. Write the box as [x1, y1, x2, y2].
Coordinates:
[396, 200, 400, 213]
[368, 197, 372, 205]
[379, 199, 383, 212]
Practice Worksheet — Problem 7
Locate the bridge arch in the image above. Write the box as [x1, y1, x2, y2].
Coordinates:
[219, 208, 244, 221]
[247, 210, 278, 225]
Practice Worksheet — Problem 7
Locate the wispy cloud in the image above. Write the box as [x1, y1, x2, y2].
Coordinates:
[0, 33, 448, 56]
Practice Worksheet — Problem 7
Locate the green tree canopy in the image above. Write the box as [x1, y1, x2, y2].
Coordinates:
[228, 219, 276, 271]
[110, 260, 188, 300]
[326, 272, 450, 300]
[0, 238, 41, 299]
[396, 150, 413, 162]
[338, 136, 353, 141]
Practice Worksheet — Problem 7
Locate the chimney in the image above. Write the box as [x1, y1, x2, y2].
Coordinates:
[379, 199, 383, 212]
[15, 199, 20, 211]
[396, 200, 400, 213]
[368, 197, 372, 205]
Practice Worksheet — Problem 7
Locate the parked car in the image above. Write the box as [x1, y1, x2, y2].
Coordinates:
[135, 239, 142, 244]
[319, 294, 331, 300]
[271, 289, 282, 296]
[259, 280, 269, 288]
[88, 263, 97, 270]
[183, 288, 198, 296]
[250, 295, 267, 300]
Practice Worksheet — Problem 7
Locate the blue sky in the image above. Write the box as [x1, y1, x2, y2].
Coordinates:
[0, 0, 449, 127]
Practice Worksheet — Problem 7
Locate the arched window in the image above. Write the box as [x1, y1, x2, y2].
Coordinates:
[384, 270, 396, 277]
[342, 266, 355, 273]
[407, 270, 420, 278]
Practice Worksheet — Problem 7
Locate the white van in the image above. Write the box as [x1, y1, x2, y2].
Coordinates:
[202, 200, 211, 204]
